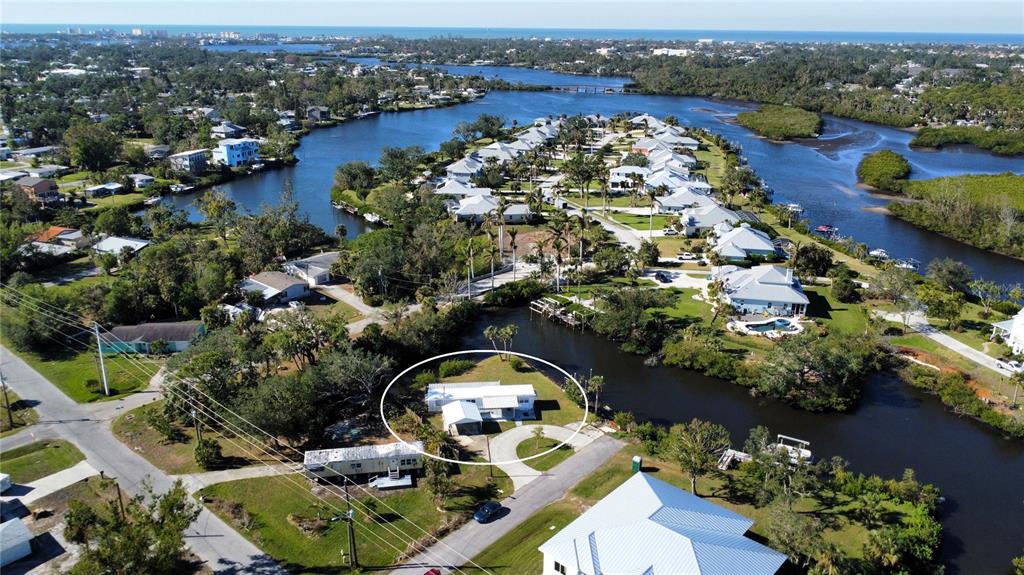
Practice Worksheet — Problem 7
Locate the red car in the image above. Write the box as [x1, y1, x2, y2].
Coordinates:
[423, 569, 442, 575]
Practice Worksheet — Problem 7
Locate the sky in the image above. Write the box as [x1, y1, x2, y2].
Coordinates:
[3, 0, 1022, 34]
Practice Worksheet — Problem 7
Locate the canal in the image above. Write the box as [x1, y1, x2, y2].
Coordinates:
[459, 307, 1024, 574]
[167, 73, 1024, 284]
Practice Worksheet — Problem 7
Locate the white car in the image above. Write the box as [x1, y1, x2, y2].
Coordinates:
[662, 228, 679, 236]
[677, 252, 698, 261]
[996, 359, 1024, 373]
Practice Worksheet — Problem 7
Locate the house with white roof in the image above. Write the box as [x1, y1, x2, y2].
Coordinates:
[679, 204, 742, 236]
[446, 155, 484, 182]
[240, 271, 309, 303]
[303, 441, 424, 485]
[93, 236, 149, 256]
[210, 120, 246, 139]
[609, 165, 650, 191]
[645, 170, 690, 191]
[656, 189, 717, 213]
[0, 518, 33, 568]
[426, 381, 537, 422]
[84, 182, 124, 197]
[213, 138, 261, 167]
[284, 251, 340, 286]
[538, 472, 786, 575]
[992, 307, 1024, 355]
[434, 178, 493, 199]
[632, 137, 672, 156]
[476, 141, 520, 163]
[630, 113, 664, 130]
[711, 223, 779, 261]
[454, 196, 531, 224]
[713, 264, 809, 317]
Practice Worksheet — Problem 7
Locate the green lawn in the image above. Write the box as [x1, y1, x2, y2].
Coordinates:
[610, 212, 672, 232]
[113, 400, 280, 475]
[57, 170, 91, 183]
[444, 356, 587, 427]
[648, 288, 714, 324]
[516, 436, 574, 472]
[0, 329, 148, 402]
[0, 390, 40, 438]
[200, 463, 508, 574]
[84, 193, 148, 211]
[803, 285, 870, 333]
[302, 292, 361, 323]
[560, 277, 657, 302]
[653, 236, 706, 258]
[0, 440, 85, 484]
[465, 501, 579, 574]
[694, 138, 727, 188]
[566, 195, 652, 209]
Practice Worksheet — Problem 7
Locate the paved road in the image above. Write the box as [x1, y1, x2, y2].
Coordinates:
[0, 346, 285, 575]
[876, 311, 1013, 378]
[389, 434, 623, 574]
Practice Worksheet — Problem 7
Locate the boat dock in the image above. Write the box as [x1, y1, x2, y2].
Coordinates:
[717, 434, 813, 470]
[529, 297, 592, 330]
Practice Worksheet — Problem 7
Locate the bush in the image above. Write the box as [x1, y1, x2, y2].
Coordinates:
[194, 437, 223, 470]
[438, 359, 476, 378]
[857, 150, 910, 191]
[483, 279, 547, 306]
[412, 370, 436, 390]
[508, 356, 530, 372]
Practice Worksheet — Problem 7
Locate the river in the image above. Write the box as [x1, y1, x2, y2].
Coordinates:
[458, 307, 1024, 574]
[165, 69, 1024, 284]
[159, 65, 1024, 570]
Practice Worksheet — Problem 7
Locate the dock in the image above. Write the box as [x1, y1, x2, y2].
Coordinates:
[529, 297, 593, 330]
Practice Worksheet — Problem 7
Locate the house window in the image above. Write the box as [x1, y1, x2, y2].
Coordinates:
[553, 561, 567, 574]
[352, 463, 362, 469]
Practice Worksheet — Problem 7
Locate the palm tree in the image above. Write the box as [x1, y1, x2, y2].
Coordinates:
[649, 184, 667, 238]
[628, 172, 645, 207]
[594, 169, 610, 216]
[574, 213, 588, 297]
[533, 236, 551, 279]
[485, 230, 499, 291]
[495, 197, 508, 262]
[552, 238, 565, 293]
[508, 227, 519, 280]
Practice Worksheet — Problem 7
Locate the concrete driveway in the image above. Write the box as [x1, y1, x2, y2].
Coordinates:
[641, 268, 710, 290]
[487, 423, 602, 491]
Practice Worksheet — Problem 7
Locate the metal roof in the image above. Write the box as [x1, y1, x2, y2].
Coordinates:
[303, 441, 425, 466]
[442, 400, 483, 426]
[0, 518, 33, 552]
[538, 473, 786, 575]
[426, 381, 536, 403]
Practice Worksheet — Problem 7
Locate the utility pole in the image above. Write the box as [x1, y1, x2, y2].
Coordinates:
[467, 243, 474, 300]
[192, 409, 203, 443]
[344, 478, 358, 569]
[486, 434, 493, 478]
[93, 323, 110, 396]
[0, 369, 14, 430]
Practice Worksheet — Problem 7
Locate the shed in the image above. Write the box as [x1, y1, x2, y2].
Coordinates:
[0, 518, 33, 567]
[442, 400, 484, 435]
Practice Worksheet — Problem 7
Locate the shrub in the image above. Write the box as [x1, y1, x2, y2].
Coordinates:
[194, 437, 223, 470]
[438, 359, 476, 378]
[508, 356, 530, 372]
[483, 279, 547, 306]
[613, 411, 636, 433]
[412, 370, 436, 390]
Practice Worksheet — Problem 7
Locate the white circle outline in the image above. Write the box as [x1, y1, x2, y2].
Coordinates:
[379, 349, 589, 466]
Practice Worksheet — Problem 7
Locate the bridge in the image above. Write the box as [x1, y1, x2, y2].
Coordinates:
[546, 84, 638, 95]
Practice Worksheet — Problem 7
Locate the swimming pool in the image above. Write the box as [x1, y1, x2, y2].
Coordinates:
[745, 318, 798, 333]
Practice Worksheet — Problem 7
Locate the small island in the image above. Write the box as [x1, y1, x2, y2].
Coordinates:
[736, 104, 822, 140]
[857, 149, 912, 191]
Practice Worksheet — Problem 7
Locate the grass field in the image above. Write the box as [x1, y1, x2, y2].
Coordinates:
[516, 436, 574, 472]
[444, 356, 587, 427]
[610, 212, 672, 232]
[113, 400, 277, 475]
[302, 292, 361, 323]
[0, 440, 85, 484]
[0, 390, 40, 438]
[803, 285, 870, 333]
[648, 288, 714, 325]
[200, 463, 509, 574]
[84, 192, 148, 211]
[464, 501, 579, 573]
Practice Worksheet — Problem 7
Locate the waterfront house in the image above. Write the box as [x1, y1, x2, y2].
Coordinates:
[210, 120, 246, 139]
[453, 195, 531, 223]
[168, 149, 209, 175]
[101, 321, 205, 354]
[17, 177, 60, 204]
[306, 105, 332, 122]
[679, 204, 741, 236]
[284, 251, 340, 286]
[713, 264, 809, 317]
[425, 381, 537, 421]
[538, 472, 786, 575]
[302, 441, 425, 484]
[476, 141, 520, 163]
[711, 223, 778, 261]
[84, 182, 124, 197]
[93, 236, 150, 257]
[992, 307, 1024, 355]
[644, 169, 690, 191]
[631, 137, 672, 156]
[433, 178, 493, 200]
[128, 173, 155, 188]
[240, 271, 309, 303]
[629, 113, 664, 130]
[446, 155, 484, 182]
[213, 138, 261, 167]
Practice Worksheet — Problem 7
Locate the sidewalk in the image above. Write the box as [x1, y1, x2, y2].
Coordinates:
[1, 460, 99, 506]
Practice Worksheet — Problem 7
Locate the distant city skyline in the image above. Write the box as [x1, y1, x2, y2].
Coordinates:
[4, 0, 1023, 35]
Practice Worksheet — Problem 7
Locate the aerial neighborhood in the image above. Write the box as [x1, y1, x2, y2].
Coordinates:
[1, 13, 1023, 575]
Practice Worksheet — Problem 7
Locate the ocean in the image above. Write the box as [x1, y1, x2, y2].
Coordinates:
[1, 23, 1021, 45]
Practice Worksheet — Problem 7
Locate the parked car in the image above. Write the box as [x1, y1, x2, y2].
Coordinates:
[654, 271, 672, 283]
[996, 359, 1024, 373]
[473, 501, 502, 523]
[662, 227, 678, 236]
[422, 569, 442, 575]
[677, 252, 698, 261]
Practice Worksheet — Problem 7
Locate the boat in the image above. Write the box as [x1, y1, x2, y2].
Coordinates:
[814, 224, 836, 233]
[363, 212, 382, 224]
[250, 162, 265, 172]
[868, 248, 890, 260]
[783, 203, 803, 213]
[143, 196, 162, 206]
[895, 258, 920, 271]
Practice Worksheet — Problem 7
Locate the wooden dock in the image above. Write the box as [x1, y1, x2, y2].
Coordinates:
[529, 297, 592, 330]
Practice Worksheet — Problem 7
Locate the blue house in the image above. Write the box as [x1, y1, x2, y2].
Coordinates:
[212, 138, 260, 167]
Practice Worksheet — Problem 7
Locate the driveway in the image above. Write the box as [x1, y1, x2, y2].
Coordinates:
[0, 346, 285, 574]
[389, 434, 623, 574]
[641, 268, 710, 290]
[487, 423, 602, 490]
[876, 311, 1014, 377]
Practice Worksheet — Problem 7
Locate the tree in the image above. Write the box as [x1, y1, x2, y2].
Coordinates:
[195, 190, 237, 242]
[637, 238, 660, 267]
[439, 138, 467, 161]
[856, 150, 911, 191]
[66, 480, 199, 575]
[531, 425, 545, 449]
[668, 418, 731, 495]
[793, 243, 833, 278]
[585, 374, 604, 415]
[765, 504, 822, 569]
[926, 257, 973, 294]
[332, 161, 377, 197]
[194, 437, 222, 470]
[968, 278, 1004, 318]
[875, 265, 917, 304]
[424, 460, 455, 511]
[377, 145, 424, 182]
[63, 122, 122, 171]
[916, 283, 965, 329]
